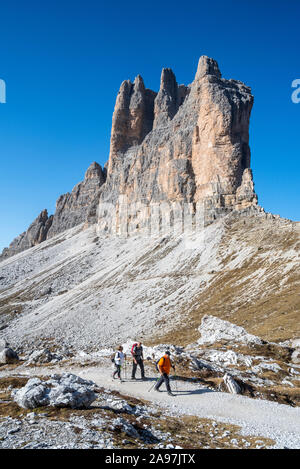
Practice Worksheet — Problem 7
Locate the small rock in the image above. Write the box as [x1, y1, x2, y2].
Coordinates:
[0, 347, 19, 364]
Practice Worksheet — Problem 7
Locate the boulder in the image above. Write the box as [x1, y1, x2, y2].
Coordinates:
[198, 315, 263, 346]
[13, 373, 97, 409]
[13, 378, 50, 409]
[291, 349, 300, 364]
[0, 347, 19, 364]
[291, 338, 300, 349]
[25, 348, 62, 365]
[223, 373, 242, 394]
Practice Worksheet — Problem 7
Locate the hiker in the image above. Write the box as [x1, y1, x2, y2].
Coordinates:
[154, 350, 175, 396]
[131, 341, 146, 380]
[112, 346, 126, 381]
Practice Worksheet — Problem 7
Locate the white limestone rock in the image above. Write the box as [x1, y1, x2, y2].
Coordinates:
[223, 373, 242, 394]
[198, 315, 264, 346]
[25, 348, 62, 365]
[13, 373, 97, 409]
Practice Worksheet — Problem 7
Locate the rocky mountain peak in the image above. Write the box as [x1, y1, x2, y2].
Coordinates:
[195, 55, 222, 80]
[1, 55, 260, 259]
[84, 161, 106, 182]
[133, 74, 145, 91]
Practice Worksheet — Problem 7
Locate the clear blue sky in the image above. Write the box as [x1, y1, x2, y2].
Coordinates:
[0, 0, 299, 250]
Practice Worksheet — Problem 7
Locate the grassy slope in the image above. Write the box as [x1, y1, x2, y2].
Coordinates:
[150, 216, 300, 346]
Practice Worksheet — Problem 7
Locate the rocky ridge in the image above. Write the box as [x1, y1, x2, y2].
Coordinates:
[1, 162, 106, 260]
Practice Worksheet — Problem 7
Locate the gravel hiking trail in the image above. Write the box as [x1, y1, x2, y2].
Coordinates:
[79, 365, 300, 448]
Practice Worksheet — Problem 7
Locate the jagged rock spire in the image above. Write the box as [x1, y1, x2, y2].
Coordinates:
[195, 55, 222, 80]
[108, 75, 156, 170]
[153, 68, 178, 128]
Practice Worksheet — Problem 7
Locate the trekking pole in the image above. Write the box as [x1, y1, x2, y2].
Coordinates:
[148, 376, 159, 392]
[173, 369, 178, 393]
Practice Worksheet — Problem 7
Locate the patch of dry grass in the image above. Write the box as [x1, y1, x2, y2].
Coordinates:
[0, 377, 28, 390]
[149, 217, 300, 346]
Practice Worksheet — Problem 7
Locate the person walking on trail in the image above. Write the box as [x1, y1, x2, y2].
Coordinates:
[154, 350, 175, 396]
[113, 346, 126, 381]
[131, 341, 146, 380]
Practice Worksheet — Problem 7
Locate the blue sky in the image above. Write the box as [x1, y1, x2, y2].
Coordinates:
[0, 0, 299, 250]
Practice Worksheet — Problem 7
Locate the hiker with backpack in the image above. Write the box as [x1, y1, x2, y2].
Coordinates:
[131, 341, 146, 380]
[154, 350, 175, 396]
[112, 345, 126, 381]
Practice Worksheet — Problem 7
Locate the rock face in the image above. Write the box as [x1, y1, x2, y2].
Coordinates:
[0, 210, 53, 260]
[1, 55, 258, 259]
[46, 162, 106, 238]
[95, 55, 257, 233]
[13, 373, 97, 409]
[108, 75, 156, 160]
[0, 162, 106, 260]
[111, 56, 254, 204]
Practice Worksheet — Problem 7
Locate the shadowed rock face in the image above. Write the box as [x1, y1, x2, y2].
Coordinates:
[0, 162, 106, 259]
[109, 76, 156, 157]
[0, 210, 53, 260]
[46, 162, 106, 238]
[153, 68, 184, 128]
[1, 56, 258, 260]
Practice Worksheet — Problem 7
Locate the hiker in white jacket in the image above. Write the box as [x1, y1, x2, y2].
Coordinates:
[113, 346, 126, 381]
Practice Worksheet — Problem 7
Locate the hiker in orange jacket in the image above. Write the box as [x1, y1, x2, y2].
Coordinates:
[154, 350, 175, 396]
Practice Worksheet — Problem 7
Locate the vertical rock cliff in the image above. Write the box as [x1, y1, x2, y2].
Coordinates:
[98, 55, 257, 229]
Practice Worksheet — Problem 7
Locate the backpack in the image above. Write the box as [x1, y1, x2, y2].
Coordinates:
[112, 351, 121, 364]
[155, 356, 165, 372]
[131, 343, 138, 355]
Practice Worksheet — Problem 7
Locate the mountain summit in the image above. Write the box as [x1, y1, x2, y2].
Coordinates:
[2, 56, 258, 258]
